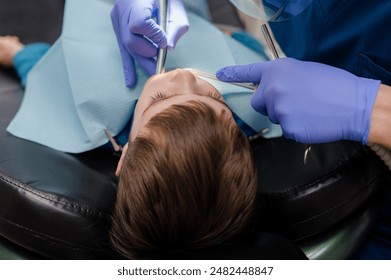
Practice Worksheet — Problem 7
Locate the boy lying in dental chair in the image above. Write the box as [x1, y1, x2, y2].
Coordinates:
[0, 29, 258, 258]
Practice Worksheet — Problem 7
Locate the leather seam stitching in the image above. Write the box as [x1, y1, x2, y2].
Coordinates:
[0, 215, 102, 252]
[262, 147, 372, 199]
[0, 172, 108, 218]
[287, 173, 379, 228]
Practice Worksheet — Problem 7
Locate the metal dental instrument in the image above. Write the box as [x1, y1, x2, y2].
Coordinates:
[184, 68, 258, 91]
[156, 0, 168, 74]
[261, 24, 279, 60]
[104, 128, 123, 153]
[269, 4, 287, 21]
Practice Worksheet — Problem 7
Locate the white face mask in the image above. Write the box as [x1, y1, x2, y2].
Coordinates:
[229, 0, 313, 21]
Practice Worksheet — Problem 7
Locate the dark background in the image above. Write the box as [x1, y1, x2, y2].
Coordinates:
[0, 0, 65, 43]
[0, 0, 241, 44]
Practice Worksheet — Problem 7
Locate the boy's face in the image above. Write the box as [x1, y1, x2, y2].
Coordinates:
[130, 69, 231, 141]
[115, 69, 232, 176]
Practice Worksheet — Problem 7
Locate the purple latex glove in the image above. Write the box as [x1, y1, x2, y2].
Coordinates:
[111, 0, 189, 87]
[216, 58, 381, 144]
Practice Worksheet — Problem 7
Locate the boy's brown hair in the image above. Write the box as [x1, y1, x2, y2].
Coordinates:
[110, 101, 257, 259]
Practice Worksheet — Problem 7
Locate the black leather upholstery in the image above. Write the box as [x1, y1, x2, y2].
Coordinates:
[252, 137, 382, 240]
[0, 74, 120, 259]
[0, 0, 386, 260]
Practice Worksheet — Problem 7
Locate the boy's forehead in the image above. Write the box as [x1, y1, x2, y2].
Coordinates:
[141, 95, 230, 125]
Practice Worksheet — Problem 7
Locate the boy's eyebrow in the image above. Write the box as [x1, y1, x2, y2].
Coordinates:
[142, 92, 228, 116]
[142, 93, 180, 116]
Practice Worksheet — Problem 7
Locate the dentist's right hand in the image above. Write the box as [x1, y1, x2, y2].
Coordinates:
[111, 0, 189, 88]
[216, 58, 381, 144]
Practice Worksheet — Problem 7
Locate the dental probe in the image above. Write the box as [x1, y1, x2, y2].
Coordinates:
[103, 128, 123, 153]
[261, 24, 279, 60]
[156, 0, 168, 74]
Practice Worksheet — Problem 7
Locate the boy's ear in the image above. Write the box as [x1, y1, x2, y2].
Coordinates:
[116, 143, 129, 177]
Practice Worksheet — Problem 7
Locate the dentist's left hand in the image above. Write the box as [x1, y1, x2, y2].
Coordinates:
[111, 0, 189, 88]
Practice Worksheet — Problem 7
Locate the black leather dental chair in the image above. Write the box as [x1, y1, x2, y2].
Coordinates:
[0, 0, 387, 260]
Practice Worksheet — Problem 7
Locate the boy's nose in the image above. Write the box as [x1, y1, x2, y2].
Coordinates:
[169, 69, 197, 84]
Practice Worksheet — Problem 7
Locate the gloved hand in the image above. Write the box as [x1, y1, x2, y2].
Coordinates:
[111, 0, 189, 87]
[216, 58, 381, 144]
